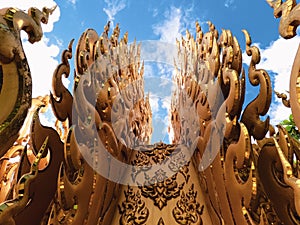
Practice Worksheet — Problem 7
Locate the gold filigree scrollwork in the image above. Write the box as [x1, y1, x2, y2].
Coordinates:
[0, 6, 55, 156]
[289, 41, 300, 134]
[139, 169, 184, 210]
[172, 184, 204, 225]
[168, 152, 190, 183]
[157, 217, 165, 225]
[118, 186, 149, 225]
[266, 0, 300, 139]
[0, 96, 48, 203]
[224, 123, 253, 224]
[143, 143, 176, 164]
[218, 28, 245, 141]
[274, 135, 300, 218]
[47, 127, 98, 224]
[131, 143, 177, 181]
[13, 107, 64, 225]
[47, 23, 146, 225]
[0, 145, 22, 203]
[0, 137, 48, 225]
[241, 30, 272, 140]
[172, 21, 264, 225]
[257, 136, 300, 224]
[266, 0, 300, 39]
[219, 29, 244, 120]
[131, 151, 151, 182]
[275, 91, 291, 107]
[50, 39, 74, 129]
[75, 29, 99, 75]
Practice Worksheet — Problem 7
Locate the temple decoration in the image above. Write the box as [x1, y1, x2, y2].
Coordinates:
[0, 2, 300, 225]
[0, 5, 56, 157]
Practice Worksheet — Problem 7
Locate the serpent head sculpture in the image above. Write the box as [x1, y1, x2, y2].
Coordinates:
[0, 6, 56, 158]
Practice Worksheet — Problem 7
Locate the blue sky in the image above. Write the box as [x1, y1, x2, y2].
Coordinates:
[1, 0, 299, 143]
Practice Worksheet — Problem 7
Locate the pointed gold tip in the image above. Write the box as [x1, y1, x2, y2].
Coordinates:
[242, 29, 251, 45]
[43, 5, 57, 15]
[266, 0, 281, 8]
[266, 0, 274, 7]
[50, 5, 57, 14]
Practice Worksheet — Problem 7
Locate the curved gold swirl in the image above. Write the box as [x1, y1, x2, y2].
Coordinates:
[224, 123, 252, 224]
[267, 0, 300, 39]
[258, 136, 300, 224]
[0, 136, 48, 225]
[1, 3, 300, 224]
[50, 39, 74, 125]
[75, 29, 99, 75]
[289, 45, 300, 133]
[12, 106, 64, 225]
[275, 91, 291, 108]
[241, 30, 272, 140]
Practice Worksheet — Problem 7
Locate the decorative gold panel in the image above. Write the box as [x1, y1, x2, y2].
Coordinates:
[0, 2, 300, 225]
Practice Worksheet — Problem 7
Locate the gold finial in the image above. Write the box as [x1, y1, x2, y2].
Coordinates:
[104, 21, 111, 34]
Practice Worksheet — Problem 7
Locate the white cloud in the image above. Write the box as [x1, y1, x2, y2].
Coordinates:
[148, 93, 159, 114]
[153, 6, 182, 44]
[39, 106, 57, 128]
[243, 36, 300, 124]
[225, 0, 235, 8]
[152, 5, 197, 44]
[67, 0, 77, 5]
[152, 8, 158, 17]
[103, 0, 126, 25]
[0, 0, 61, 97]
[162, 96, 171, 110]
[144, 5, 199, 143]
[22, 36, 60, 97]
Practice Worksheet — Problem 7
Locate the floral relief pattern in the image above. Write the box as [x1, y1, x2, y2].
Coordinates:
[172, 184, 204, 225]
[118, 186, 149, 225]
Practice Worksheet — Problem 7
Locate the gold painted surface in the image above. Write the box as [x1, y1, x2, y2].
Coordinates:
[111, 143, 212, 225]
[0, 6, 56, 157]
[0, 3, 300, 225]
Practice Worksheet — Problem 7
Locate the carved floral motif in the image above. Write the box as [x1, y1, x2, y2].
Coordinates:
[118, 186, 149, 225]
[139, 169, 184, 210]
[172, 184, 204, 225]
[1, 2, 300, 224]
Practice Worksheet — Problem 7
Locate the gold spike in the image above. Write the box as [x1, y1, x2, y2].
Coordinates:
[104, 21, 110, 34]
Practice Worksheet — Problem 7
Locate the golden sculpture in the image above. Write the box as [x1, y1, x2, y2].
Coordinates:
[0, 2, 300, 225]
[0, 5, 56, 157]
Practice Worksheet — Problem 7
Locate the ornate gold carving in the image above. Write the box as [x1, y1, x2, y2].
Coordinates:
[131, 143, 177, 181]
[241, 30, 272, 140]
[0, 96, 50, 204]
[266, 0, 300, 39]
[275, 91, 290, 108]
[50, 39, 74, 128]
[172, 184, 204, 225]
[157, 217, 165, 225]
[0, 6, 55, 157]
[139, 169, 184, 210]
[1, 3, 300, 224]
[169, 152, 190, 183]
[289, 39, 300, 137]
[13, 106, 64, 225]
[266, 0, 300, 141]
[118, 186, 149, 225]
[47, 22, 147, 225]
[140, 143, 175, 164]
[0, 136, 48, 225]
[257, 136, 300, 224]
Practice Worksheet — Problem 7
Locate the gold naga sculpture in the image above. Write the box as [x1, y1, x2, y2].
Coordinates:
[0, 5, 56, 156]
[0, 1, 300, 224]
